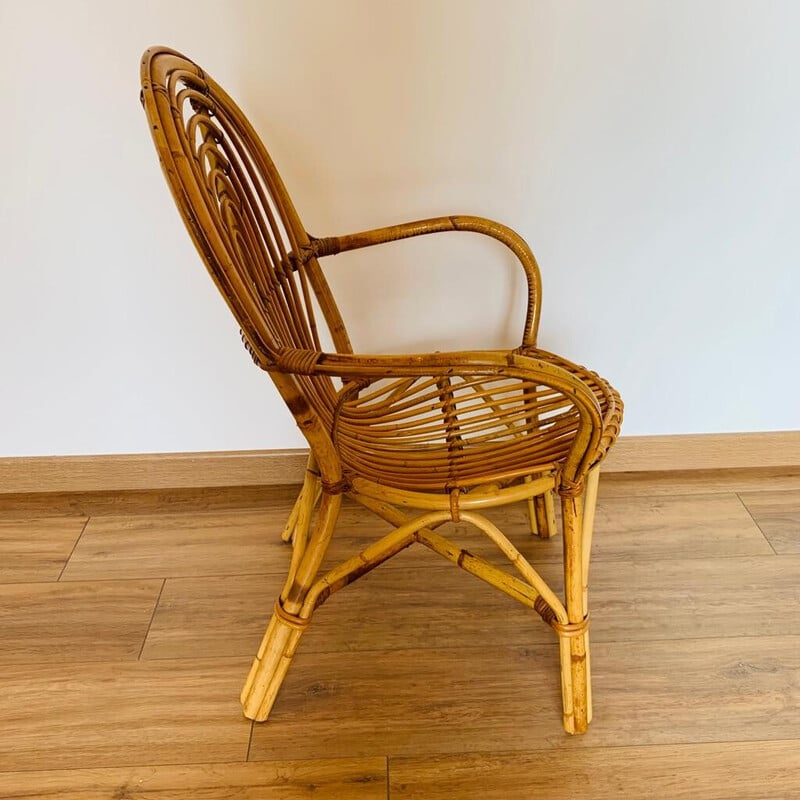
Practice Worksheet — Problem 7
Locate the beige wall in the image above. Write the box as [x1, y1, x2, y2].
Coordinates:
[2, 0, 798, 456]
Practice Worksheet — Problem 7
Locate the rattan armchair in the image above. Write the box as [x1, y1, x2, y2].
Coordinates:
[140, 46, 622, 735]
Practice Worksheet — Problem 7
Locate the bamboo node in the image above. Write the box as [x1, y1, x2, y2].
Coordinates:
[273, 601, 310, 631]
[309, 236, 341, 258]
[550, 615, 590, 638]
[449, 488, 462, 522]
[320, 476, 351, 495]
[558, 476, 585, 498]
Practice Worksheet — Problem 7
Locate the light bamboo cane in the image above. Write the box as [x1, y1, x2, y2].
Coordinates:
[141, 45, 623, 736]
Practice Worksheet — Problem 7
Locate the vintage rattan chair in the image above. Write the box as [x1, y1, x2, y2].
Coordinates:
[140, 46, 622, 735]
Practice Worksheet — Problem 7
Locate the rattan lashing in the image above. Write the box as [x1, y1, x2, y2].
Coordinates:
[140, 46, 623, 735]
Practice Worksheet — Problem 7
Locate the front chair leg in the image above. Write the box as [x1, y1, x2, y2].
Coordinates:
[241, 492, 341, 721]
[240, 607, 306, 721]
[557, 477, 596, 734]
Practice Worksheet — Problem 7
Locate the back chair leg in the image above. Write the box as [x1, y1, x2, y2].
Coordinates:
[531, 489, 558, 539]
[242, 492, 341, 721]
[524, 476, 557, 539]
[281, 455, 320, 544]
[557, 478, 596, 734]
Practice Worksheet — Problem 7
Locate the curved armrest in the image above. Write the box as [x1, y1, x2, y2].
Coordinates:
[293, 348, 603, 487]
[302, 216, 542, 347]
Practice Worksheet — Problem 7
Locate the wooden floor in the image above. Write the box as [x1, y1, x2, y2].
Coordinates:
[1, 468, 799, 798]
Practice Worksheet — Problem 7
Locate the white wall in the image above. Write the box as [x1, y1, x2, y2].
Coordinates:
[2, 0, 798, 457]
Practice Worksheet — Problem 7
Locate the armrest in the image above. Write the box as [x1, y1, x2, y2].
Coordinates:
[292, 348, 603, 487]
[302, 215, 542, 347]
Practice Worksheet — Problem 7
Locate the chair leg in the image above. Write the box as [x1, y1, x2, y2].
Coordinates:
[581, 467, 600, 611]
[524, 475, 557, 539]
[558, 477, 596, 734]
[531, 490, 557, 538]
[281, 456, 320, 544]
[241, 492, 341, 721]
[240, 609, 306, 721]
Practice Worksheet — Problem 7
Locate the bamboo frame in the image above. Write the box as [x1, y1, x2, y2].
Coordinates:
[140, 46, 623, 735]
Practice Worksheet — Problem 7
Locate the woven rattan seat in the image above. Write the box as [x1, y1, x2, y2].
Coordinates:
[334, 348, 622, 493]
[141, 46, 623, 735]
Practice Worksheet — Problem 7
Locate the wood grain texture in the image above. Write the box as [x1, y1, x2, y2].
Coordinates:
[589, 492, 773, 560]
[59, 510, 295, 581]
[0, 758, 387, 800]
[603, 430, 800, 472]
[3, 432, 798, 496]
[0, 515, 86, 582]
[57, 505, 414, 583]
[141, 573, 281, 660]
[390, 740, 800, 800]
[0, 484, 298, 518]
[738, 489, 800, 553]
[0, 579, 163, 663]
[442, 490, 773, 566]
[142, 564, 551, 661]
[57, 491, 769, 587]
[589, 636, 800, 747]
[599, 466, 800, 498]
[0, 472, 799, 793]
[248, 636, 800, 760]
[0, 450, 310, 494]
[140, 553, 800, 661]
[0, 467, 797, 516]
[248, 644, 562, 761]
[587, 554, 800, 640]
[0, 658, 251, 770]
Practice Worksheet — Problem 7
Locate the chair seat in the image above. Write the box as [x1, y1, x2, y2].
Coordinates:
[335, 348, 622, 493]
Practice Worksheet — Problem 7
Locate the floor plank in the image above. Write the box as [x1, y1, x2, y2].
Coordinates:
[588, 635, 800, 748]
[429, 491, 772, 565]
[248, 636, 800, 760]
[599, 467, 800, 497]
[588, 554, 800, 641]
[61, 490, 772, 585]
[739, 489, 800, 553]
[58, 504, 411, 581]
[2, 471, 800, 791]
[59, 510, 295, 581]
[141, 558, 551, 660]
[247, 644, 561, 761]
[0, 757, 387, 800]
[0, 516, 87, 583]
[140, 553, 800, 661]
[141, 572, 286, 660]
[0, 658, 251, 771]
[0, 579, 163, 663]
[587, 492, 773, 560]
[390, 740, 800, 799]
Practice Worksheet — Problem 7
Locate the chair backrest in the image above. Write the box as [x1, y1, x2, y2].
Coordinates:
[140, 47, 352, 370]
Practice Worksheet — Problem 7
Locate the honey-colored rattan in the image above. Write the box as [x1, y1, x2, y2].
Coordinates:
[140, 46, 623, 734]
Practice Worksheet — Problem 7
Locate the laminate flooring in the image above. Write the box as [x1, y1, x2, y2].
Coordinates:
[1, 469, 799, 798]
